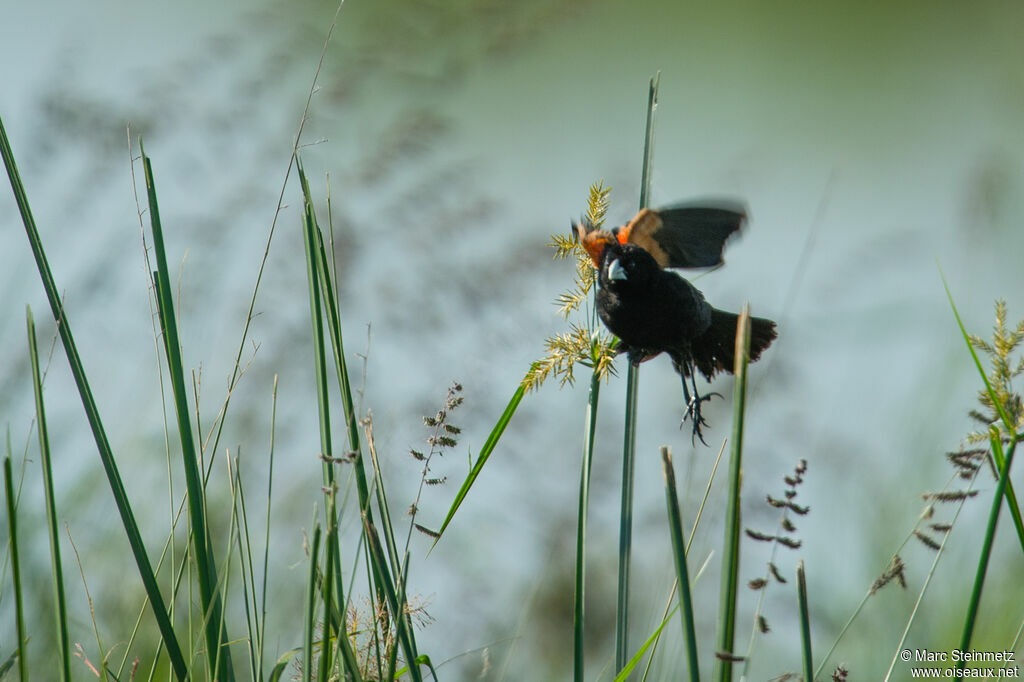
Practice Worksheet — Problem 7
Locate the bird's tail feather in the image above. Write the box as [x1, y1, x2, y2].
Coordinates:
[683, 309, 777, 380]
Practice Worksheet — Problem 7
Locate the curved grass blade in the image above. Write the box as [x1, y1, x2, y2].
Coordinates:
[432, 384, 526, 545]
[269, 647, 302, 682]
[0, 114, 188, 681]
[143, 143, 234, 679]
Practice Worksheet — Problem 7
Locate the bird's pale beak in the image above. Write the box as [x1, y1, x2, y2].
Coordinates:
[607, 258, 627, 281]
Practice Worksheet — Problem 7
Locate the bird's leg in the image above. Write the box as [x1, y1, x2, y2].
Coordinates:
[679, 362, 722, 446]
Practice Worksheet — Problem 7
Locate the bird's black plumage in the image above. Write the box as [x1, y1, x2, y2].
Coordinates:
[577, 203, 777, 442]
[595, 240, 776, 382]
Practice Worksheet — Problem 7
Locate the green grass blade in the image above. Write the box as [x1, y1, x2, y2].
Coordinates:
[142, 143, 234, 679]
[615, 603, 679, 682]
[642, 439, 727, 682]
[1, 113, 189, 681]
[574, 371, 602, 682]
[295, 163, 369, 681]
[638, 72, 660, 211]
[3, 457, 27, 682]
[714, 305, 751, 680]
[957, 429, 1019, 671]
[297, 169, 342, 679]
[433, 384, 526, 544]
[27, 307, 71, 682]
[797, 561, 813, 681]
[941, 273, 1024, 553]
[304, 524, 323, 682]
[661, 447, 700, 681]
[269, 647, 302, 682]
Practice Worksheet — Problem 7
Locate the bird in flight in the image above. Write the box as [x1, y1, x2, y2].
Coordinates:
[574, 202, 777, 444]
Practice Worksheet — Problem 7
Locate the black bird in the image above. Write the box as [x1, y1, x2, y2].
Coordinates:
[575, 203, 777, 443]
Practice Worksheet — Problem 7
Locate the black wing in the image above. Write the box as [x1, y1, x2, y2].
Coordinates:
[616, 200, 747, 269]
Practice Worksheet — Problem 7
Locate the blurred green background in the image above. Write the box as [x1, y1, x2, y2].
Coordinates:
[2, 0, 1024, 678]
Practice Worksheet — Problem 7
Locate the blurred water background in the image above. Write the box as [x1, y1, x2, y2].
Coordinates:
[2, 0, 1024, 678]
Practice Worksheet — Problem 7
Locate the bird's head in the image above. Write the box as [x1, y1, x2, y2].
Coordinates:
[600, 243, 660, 290]
[573, 217, 618, 269]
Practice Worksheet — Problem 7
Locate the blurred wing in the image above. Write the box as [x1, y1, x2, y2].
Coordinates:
[616, 201, 747, 269]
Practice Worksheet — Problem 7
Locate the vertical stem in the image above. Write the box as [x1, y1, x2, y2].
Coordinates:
[615, 71, 661, 676]
[715, 306, 751, 681]
[574, 371, 602, 682]
[615, 366, 639, 670]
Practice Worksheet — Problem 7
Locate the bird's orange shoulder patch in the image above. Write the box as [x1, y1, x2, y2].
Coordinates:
[616, 208, 669, 267]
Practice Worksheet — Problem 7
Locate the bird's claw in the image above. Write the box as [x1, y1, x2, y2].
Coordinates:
[680, 391, 722, 446]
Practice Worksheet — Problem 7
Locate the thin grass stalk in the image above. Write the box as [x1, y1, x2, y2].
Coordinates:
[304, 524, 323, 682]
[320, 530, 337, 682]
[796, 561, 812, 681]
[574, 371, 602, 682]
[0, 114, 189, 681]
[617, 367, 639, 671]
[209, 452, 244, 682]
[661, 447, 700, 682]
[615, 69, 661, 676]
[235, 469, 260, 679]
[27, 308, 71, 682]
[200, 0, 345, 501]
[880, 473, 976, 680]
[227, 447, 267, 680]
[715, 305, 752, 680]
[3, 458, 26, 682]
[957, 429, 1019, 672]
[258, 374, 279, 680]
